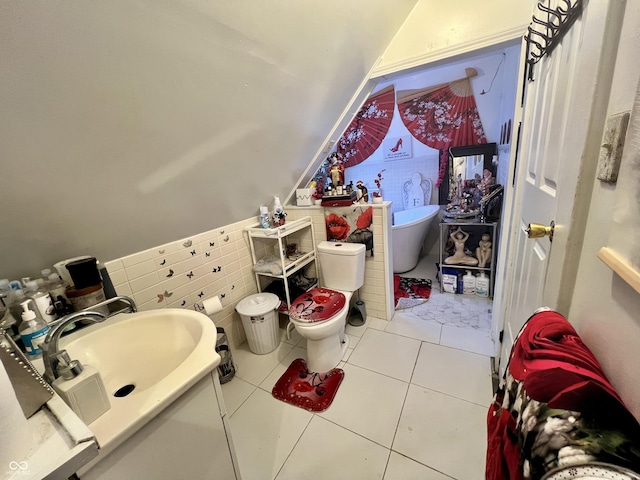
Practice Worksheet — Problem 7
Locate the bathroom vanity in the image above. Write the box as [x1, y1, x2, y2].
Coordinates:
[78, 369, 240, 479]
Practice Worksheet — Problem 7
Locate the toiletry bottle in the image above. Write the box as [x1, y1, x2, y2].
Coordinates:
[18, 299, 50, 357]
[273, 195, 286, 227]
[0, 279, 19, 339]
[259, 205, 270, 228]
[24, 280, 57, 323]
[52, 351, 111, 425]
[7, 287, 26, 325]
[0, 278, 11, 309]
[475, 271, 490, 298]
[38, 268, 53, 287]
[463, 271, 476, 295]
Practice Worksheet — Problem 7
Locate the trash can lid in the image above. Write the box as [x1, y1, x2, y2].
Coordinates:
[236, 293, 281, 316]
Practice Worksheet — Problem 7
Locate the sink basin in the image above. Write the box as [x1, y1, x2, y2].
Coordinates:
[58, 308, 220, 454]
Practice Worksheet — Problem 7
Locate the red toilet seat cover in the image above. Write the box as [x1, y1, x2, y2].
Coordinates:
[288, 287, 346, 324]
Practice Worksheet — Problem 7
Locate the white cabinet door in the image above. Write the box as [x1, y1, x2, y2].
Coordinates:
[80, 372, 237, 480]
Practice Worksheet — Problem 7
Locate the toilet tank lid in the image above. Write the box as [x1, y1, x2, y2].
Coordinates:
[317, 241, 366, 256]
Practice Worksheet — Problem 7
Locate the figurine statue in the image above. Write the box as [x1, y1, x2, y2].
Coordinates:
[329, 154, 345, 188]
[444, 227, 479, 266]
[479, 169, 495, 196]
[475, 233, 492, 268]
[356, 181, 368, 203]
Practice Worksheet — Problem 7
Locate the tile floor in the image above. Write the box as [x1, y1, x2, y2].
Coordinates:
[222, 255, 495, 480]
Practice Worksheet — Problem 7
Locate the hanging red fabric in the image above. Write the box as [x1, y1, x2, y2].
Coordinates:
[336, 85, 395, 168]
[397, 78, 487, 187]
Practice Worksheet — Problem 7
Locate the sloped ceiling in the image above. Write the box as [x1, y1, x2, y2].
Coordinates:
[0, 1, 417, 278]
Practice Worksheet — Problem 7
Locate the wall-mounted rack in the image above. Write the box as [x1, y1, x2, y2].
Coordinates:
[525, 0, 583, 78]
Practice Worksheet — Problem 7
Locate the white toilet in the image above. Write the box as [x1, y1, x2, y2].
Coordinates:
[288, 241, 366, 373]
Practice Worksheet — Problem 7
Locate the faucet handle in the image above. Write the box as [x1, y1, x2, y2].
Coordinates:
[56, 349, 71, 365]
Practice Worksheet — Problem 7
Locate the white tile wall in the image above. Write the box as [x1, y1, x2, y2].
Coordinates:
[105, 204, 394, 349]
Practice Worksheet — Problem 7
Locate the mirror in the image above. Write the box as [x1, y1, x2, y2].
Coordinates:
[439, 143, 497, 205]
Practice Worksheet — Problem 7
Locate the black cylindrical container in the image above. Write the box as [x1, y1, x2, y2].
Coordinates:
[66, 257, 101, 290]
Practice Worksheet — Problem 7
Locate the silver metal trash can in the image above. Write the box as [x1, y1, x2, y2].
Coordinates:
[235, 293, 281, 354]
[215, 327, 236, 384]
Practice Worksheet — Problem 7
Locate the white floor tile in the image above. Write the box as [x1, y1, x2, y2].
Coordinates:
[275, 416, 389, 480]
[233, 341, 295, 386]
[365, 316, 389, 331]
[348, 328, 421, 382]
[230, 388, 312, 480]
[318, 363, 409, 448]
[258, 346, 307, 392]
[280, 323, 303, 345]
[440, 323, 495, 356]
[220, 376, 256, 416]
[393, 385, 487, 480]
[383, 452, 452, 480]
[386, 311, 442, 344]
[345, 323, 367, 338]
[345, 333, 361, 349]
[411, 342, 494, 406]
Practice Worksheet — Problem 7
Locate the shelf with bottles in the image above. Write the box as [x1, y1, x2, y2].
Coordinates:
[438, 221, 499, 298]
[245, 216, 318, 311]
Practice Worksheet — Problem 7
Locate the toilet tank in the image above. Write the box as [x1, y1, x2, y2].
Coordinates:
[317, 241, 366, 292]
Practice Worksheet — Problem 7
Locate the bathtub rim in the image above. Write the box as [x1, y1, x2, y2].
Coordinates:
[392, 204, 440, 231]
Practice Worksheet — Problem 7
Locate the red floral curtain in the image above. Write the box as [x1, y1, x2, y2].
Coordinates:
[336, 85, 395, 168]
[397, 78, 487, 186]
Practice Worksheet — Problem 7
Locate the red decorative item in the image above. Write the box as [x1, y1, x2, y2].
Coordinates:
[325, 213, 350, 241]
[288, 287, 346, 323]
[397, 77, 486, 187]
[336, 85, 395, 167]
[272, 358, 344, 412]
[393, 275, 432, 309]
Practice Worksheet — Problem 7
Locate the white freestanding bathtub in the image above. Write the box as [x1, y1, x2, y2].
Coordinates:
[392, 205, 440, 273]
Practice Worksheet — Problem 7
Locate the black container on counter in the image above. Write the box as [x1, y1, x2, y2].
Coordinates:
[66, 257, 101, 290]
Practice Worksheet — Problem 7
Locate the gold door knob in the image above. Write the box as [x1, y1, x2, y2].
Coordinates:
[526, 221, 555, 241]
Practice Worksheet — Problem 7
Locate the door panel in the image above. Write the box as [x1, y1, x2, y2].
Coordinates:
[497, 0, 626, 376]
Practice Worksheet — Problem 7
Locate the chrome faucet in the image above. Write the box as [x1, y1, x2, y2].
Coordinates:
[42, 311, 107, 383]
[41, 295, 137, 384]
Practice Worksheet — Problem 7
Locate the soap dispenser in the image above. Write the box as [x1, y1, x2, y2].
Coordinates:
[475, 271, 490, 298]
[462, 271, 476, 295]
[52, 350, 111, 425]
[272, 195, 286, 227]
[18, 299, 50, 357]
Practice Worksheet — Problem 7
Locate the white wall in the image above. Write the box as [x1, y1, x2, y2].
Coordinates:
[0, 0, 416, 279]
[569, 1, 640, 421]
[373, 0, 531, 76]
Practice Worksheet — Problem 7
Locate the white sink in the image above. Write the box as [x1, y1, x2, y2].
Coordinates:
[58, 308, 220, 454]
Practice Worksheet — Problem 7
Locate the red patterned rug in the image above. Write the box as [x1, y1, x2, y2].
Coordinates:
[394, 275, 432, 309]
[272, 358, 344, 412]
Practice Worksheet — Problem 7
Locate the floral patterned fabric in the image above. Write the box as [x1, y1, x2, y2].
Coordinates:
[487, 310, 640, 479]
[337, 85, 395, 168]
[397, 78, 486, 187]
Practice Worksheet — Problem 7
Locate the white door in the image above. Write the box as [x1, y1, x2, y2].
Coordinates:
[495, 0, 627, 376]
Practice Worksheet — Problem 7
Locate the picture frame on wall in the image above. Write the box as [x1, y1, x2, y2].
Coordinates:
[383, 135, 412, 160]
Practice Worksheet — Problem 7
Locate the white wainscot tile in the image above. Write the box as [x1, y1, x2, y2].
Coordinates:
[113, 282, 132, 297]
[121, 249, 155, 268]
[133, 285, 163, 306]
[129, 271, 161, 294]
[125, 259, 156, 281]
[104, 259, 124, 272]
[108, 269, 127, 286]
